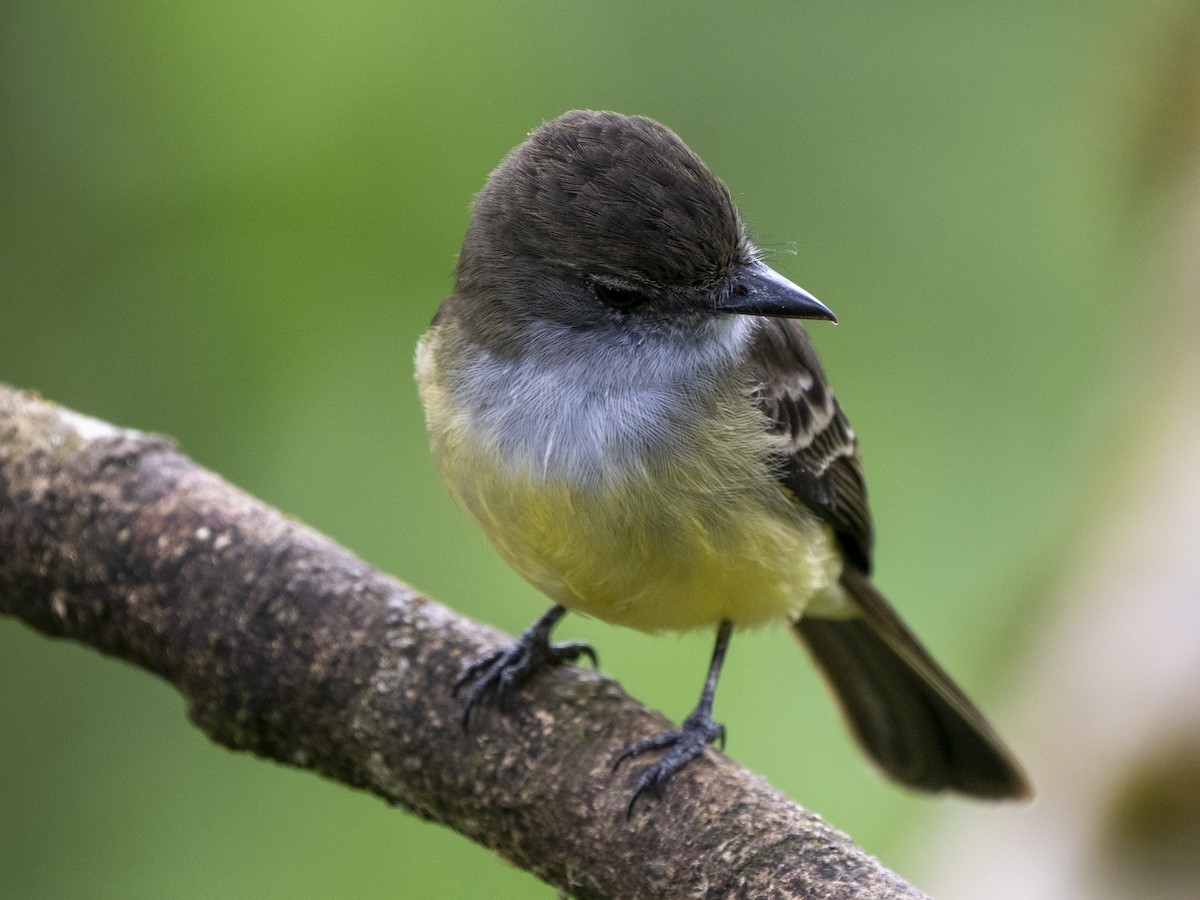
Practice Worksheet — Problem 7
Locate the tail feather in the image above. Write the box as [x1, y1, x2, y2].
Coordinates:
[794, 568, 1031, 799]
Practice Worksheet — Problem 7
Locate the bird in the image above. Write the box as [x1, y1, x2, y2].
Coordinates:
[416, 109, 1031, 812]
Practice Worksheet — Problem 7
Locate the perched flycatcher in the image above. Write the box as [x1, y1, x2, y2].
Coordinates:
[417, 110, 1030, 808]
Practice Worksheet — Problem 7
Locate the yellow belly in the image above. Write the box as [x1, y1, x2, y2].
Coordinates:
[416, 327, 844, 632]
[470, 476, 838, 631]
[435, 434, 842, 632]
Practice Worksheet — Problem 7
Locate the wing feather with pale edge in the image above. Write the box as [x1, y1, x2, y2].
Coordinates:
[747, 317, 874, 573]
[749, 320, 1031, 797]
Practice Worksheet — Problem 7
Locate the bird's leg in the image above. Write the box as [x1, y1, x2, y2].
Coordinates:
[455, 604, 597, 728]
[615, 619, 733, 816]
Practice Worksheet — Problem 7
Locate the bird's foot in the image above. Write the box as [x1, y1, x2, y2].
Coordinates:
[455, 618, 596, 728]
[614, 709, 726, 816]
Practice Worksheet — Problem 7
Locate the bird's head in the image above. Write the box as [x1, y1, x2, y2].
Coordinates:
[453, 110, 834, 348]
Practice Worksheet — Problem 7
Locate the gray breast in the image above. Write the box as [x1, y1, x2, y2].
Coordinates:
[452, 316, 754, 487]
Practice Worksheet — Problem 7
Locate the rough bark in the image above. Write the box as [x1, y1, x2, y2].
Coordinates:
[0, 384, 926, 900]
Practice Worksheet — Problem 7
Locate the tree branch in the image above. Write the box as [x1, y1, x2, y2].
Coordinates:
[0, 384, 926, 900]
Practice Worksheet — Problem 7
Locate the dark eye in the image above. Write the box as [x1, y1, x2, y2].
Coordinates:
[593, 282, 644, 310]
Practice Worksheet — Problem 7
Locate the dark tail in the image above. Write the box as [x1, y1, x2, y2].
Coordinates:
[794, 567, 1031, 799]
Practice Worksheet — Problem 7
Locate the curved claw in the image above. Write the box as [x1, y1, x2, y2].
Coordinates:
[612, 730, 678, 770]
[615, 715, 726, 818]
[454, 623, 597, 730]
[555, 641, 599, 669]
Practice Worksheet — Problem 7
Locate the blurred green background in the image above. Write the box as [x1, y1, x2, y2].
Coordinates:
[1, 1, 1190, 897]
